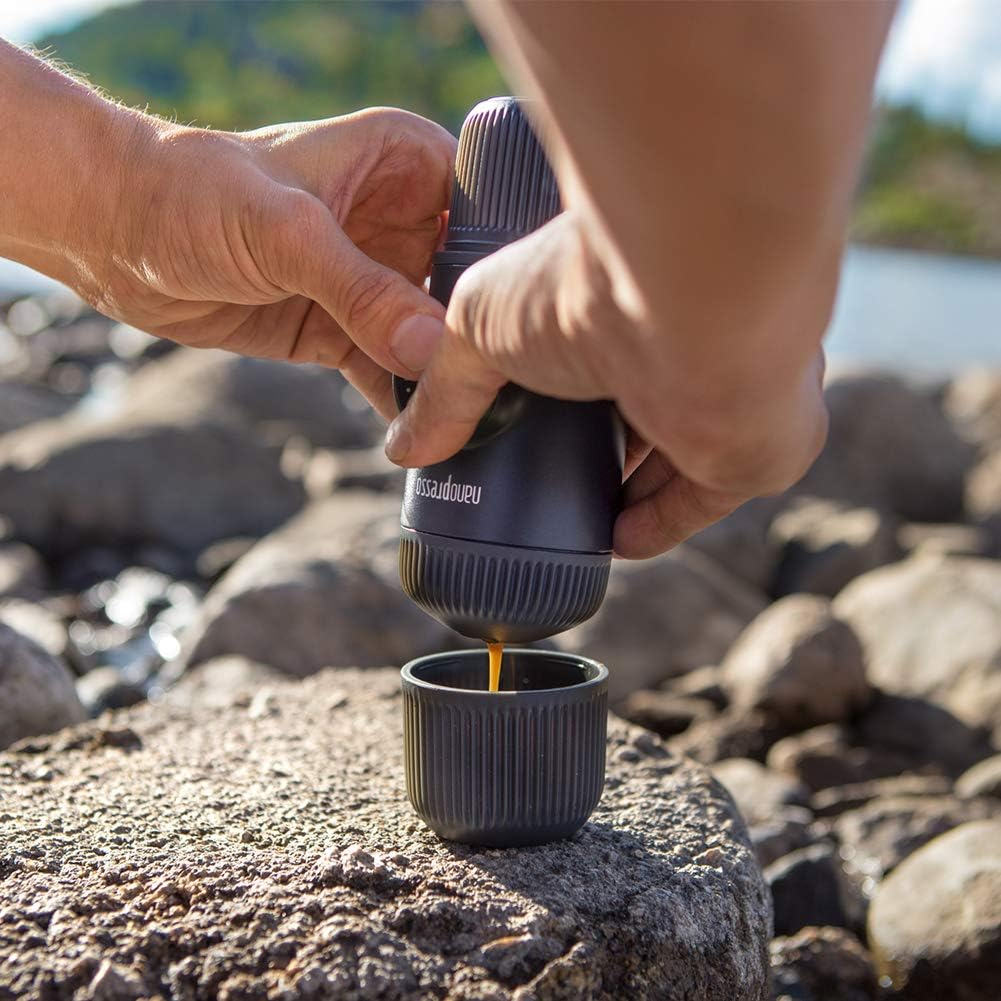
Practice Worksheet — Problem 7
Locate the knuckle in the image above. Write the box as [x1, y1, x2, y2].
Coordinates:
[341, 267, 397, 335]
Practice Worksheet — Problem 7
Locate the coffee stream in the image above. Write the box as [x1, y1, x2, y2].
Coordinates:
[487, 641, 503, 693]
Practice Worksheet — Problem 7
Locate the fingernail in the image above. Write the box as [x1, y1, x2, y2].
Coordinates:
[390, 314, 444, 373]
[385, 418, 412, 464]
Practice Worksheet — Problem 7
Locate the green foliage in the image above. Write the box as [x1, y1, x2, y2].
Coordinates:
[854, 188, 978, 253]
[38, 0, 507, 133]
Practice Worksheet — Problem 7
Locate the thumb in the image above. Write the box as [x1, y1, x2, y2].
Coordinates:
[383, 327, 505, 467]
[281, 201, 446, 378]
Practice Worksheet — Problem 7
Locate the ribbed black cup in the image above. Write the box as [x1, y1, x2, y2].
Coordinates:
[402, 648, 608, 847]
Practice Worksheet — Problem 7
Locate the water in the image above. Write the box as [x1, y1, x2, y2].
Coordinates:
[2, 245, 1000, 375]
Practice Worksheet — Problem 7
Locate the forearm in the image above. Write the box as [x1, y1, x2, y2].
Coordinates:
[471, 1, 894, 403]
[0, 39, 151, 298]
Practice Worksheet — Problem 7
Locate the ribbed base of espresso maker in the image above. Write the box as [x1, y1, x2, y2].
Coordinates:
[399, 527, 611, 643]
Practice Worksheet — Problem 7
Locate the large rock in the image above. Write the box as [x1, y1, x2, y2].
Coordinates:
[797, 373, 973, 522]
[0, 621, 85, 749]
[0, 379, 74, 435]
[557, 546, 767, 700]
[834, 554, 1001, 741]
[769, 498, 900, 598]
[177, 493, 458, 677]
[834, 794, 1001, 881]
[124, 346, 382, 450]
[0, 667, 772, 1001]
[0, 399, 305, 558]
[722, 595, 871, 729]
[868, 820, 1001, 1000]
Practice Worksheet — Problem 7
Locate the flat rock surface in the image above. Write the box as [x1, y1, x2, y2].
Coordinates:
[0, 668, 771, 1001]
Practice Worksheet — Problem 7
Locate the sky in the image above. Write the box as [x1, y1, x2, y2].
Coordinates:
[0, 0, 1000, 138]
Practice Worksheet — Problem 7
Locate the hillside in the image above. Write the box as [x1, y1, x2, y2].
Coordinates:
[36, 0, 1001, 258]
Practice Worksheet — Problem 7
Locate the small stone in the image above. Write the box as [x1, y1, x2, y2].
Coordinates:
[660, 665, 729, 710]
[76, 667, 145, 716]
[868, 820, 1001, 1000]
[765, 844, 865, 936]
[749, 812, 814, 869]
[770, 926, 878, 1001]
[812, 775, 953, 819]
[0, 542, 47, 599]
[86, 958, 144, 1001]
[722, 595, 871, 729]
[897, 521, 993, 559]
[956, 754, 1001, 800]
[670, 708, 786, 765]
[0, 598, 68, 659]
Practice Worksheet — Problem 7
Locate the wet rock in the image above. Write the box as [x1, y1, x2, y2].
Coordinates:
[868, 820, 1001, 1000]
[765, 844, 865, 936]
[0, 379, 74, 435]
[835, 554, 1001, 742]
[834, 794, 1001, 881]
[722, 596, 871, 729]
[177, 493, 458, 677]
[710, 758, 810, 826]
[558, 546, 766, 700]
[671, 709, 787, 766]
[614, 690, 717, 738]
[944, 367, 1001, 449]
[0, 541, 47, 599]
[0, 620, 85, 749]
[769, 499, 900, 598]
[797, 373, 973, 522]
[76, 667, 145, 715]
[956, 754, 1001, 800]
[770, 926, 878, 1001]
[0, 406, 305, 558]
[0, 668, 772, 1001]
[812, 775, 953, 818]
[123, 346, 382, 451]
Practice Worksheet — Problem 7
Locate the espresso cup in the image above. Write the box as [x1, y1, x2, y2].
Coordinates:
[401, 648, 608, 847]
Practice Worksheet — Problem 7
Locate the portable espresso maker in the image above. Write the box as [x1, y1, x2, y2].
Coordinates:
[396, 97, 622, 847]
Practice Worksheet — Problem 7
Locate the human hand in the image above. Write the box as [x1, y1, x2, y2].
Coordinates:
[383, 210, 829, 558]
[92, 109, 456, 419]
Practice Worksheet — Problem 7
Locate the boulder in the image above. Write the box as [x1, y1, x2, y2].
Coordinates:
[613, 690, 717, 739]
[176, 493, 458, 677]
[944, 368, 1001, 449]
[796, 373, 973, 522]
[557, 546, 767, 700]
[868, 820, 1001, 1000]
[956, 754, 1001, 800]
[0, 541, 47, 599]
[770, 926, 878, 1001]
[722, 595, 871, 729]
[834, 794, 1001, 881]
[123, 346, 382, 450]
[834, 554, 1001, 741]
[0, 408, 305, 558]
[709, 758, 810, 826]
[0, 620, 85, 749]
[0, 667, 772, 1001]
[769, 498, 900, 598]
[765, 844, 865, 936]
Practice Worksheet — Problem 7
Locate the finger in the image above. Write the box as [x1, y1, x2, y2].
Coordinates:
[614, 461, 747, 559]
[276, 199, 447, 378]
[338, 345, 396, 423]
[623, 426, 652, 479]
[383, 328, 505, 467]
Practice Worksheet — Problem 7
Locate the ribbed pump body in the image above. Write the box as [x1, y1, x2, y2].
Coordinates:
[396, 97, 625, 644]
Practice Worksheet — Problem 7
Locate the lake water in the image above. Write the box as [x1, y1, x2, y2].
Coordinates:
[2, 244, 1000, 375]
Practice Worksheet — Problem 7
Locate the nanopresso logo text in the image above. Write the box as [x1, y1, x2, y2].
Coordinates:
[414, 474, 482, 505]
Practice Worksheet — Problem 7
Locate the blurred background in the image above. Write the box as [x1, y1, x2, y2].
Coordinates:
[0, 0, 1000, 372]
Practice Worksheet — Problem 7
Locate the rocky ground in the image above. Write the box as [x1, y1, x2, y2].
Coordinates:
[2, 293, 1001, 999]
